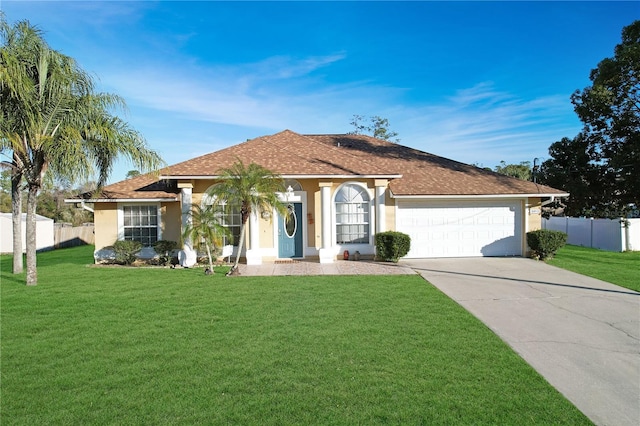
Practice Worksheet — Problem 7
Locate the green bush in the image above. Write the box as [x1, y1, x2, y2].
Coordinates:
[153, 240, 178, 266]
[113, 240, 142, 265]
[375, 231, 411, 262]
[526, 229, 568, 260]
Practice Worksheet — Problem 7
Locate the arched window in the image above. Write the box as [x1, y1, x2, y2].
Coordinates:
[202, 192, 241, 247]
[335, 183, 370, 244]
[284, 179, 303, 192]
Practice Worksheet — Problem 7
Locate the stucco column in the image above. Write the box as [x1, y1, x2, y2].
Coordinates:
[318, 182, 334, 263]
[375, 179, 387, 235]
[178, 183, 193, 246]
[245, 209, 262, 265]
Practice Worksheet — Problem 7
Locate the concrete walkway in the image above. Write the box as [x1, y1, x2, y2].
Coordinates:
[403, 257, 640, 426]
[236, 259, 415, 276]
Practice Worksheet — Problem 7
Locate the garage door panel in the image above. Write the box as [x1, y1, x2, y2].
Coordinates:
[397, 200, 522, 258]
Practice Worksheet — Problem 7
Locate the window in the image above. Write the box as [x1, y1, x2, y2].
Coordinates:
[123, 205, 158, 246]
[213, 202, 242, 247]
[335, 184, 370, 244]
[284, 179, 303, 192]
[202, 191, 242, 247]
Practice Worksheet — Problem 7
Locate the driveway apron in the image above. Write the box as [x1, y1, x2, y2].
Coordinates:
[404, 257, 639, 426]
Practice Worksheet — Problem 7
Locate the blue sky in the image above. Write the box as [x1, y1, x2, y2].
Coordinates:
[2, 1, 638, 184]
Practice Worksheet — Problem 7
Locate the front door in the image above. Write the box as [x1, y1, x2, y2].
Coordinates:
[278, 203, 303, 258]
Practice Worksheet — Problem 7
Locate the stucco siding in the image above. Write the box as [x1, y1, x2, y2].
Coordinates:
[94, 203, 118, 251]
[162, 202, 182, 244]
[527, 198, 543, 232]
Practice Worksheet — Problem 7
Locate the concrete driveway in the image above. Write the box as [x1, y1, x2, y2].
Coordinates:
[403, 257, 639, 426]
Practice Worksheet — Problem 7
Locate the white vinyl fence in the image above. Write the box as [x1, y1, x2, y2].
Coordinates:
[542, 217, 640, 252]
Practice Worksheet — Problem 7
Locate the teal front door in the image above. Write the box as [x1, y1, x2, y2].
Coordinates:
[278, 203, 303, 258]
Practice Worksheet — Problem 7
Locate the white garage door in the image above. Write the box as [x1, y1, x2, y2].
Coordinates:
[396, 200, 523, 258]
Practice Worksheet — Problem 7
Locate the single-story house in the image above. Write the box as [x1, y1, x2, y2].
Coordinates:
[0, 212, 54, 254]
[72, 130, 568, 263]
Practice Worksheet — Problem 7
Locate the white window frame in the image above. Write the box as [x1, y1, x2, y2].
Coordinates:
[117, 203, 162, 247]
[201, 192, 242, 247]
[333, 182, 374, 247]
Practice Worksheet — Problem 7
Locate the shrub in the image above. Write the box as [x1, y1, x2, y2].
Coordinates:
[375, 231, 411, 262]
[153, 240, 178, 266]
[526, 229, 568, 260]
[113, 240, 142, 265]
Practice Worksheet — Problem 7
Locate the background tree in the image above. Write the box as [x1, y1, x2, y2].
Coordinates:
[182, 204, 229, 274]
[538, 134, 613, 216]
[32, 178, 95, 225]
[1, 18, 164, 285]
[570, 20, 639, 215]
[349, 115, 400, 142]
[126, 169, 141, 179]
[493, 161, 532, 181]
[206, 160, 286, 276]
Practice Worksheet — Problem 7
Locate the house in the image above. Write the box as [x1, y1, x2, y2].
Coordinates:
[73, 130, 568, 263]
[0, 213, 54, 254]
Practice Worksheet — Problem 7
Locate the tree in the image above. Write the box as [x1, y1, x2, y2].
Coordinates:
[570, 20, 640, 214]
[206, 160, 286, 276]
[0, 18, 164, 285]
[538, 134, 614, 217]
[182, 204, 229, 274]
[494, 161, 532, 181]
[126, 169, 141, 179]
[349, 115, 400, 142]
[33, 181, 94, 225]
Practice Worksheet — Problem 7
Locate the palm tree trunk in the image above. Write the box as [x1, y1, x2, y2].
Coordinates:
[25, 185, 39, 286]
[205, 242, 214, 274]
[11, 170, 23, 274]
[230, 222, 247, 275]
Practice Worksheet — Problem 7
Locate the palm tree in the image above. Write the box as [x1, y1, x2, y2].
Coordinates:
[207, 160, 287, 275]
[182, 204, 229, 275]
[1, 18, 164, 285]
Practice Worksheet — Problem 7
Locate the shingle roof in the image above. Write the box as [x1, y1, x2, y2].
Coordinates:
[84, 130, 567, 200]
[304, 133, 566, 196]
[74, 173, 179, 201]
[162, 130, 399, 177]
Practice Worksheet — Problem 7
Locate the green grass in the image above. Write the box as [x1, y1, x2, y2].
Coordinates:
[547, 244, 640, 292]
[2, 246, 591, 425]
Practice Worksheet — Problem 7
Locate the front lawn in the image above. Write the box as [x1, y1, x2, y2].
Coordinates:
[547, 244, 640, 292]
[1, 246, 590, 424]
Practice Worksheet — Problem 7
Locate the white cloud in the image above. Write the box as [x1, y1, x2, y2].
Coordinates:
[101, 53, 393, 132]
[103, 60, 581, 181]
[396, 83, 582, 167]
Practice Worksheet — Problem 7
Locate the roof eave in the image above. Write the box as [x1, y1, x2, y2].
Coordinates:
[389, 192, 570, 200]
[161, 174, 403, 180]
[64, 197, 179, 203]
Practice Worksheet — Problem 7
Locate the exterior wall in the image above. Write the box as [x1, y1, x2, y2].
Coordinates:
[385, 191, 395, 231]
[300, 179, 317, 252]
[91, 176, 390, 262]
[527, 198, 543, 232]
[162, 202, 182, 244]
[258, 215, 274, 254]
[94, 203, 118, 251]
[313, 187, 322, 249]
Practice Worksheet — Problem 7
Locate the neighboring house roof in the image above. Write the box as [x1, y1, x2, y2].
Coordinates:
[73, 130, 568, 201]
